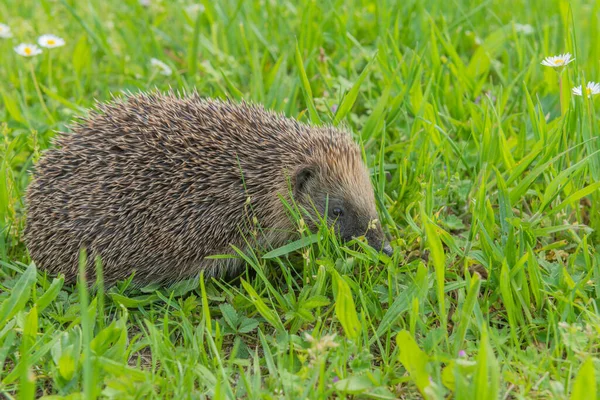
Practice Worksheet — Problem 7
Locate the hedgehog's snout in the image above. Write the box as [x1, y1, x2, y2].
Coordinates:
[368, 236, 393, 257]
[382, 242, 393, 257]
[364, 223, 393, 257]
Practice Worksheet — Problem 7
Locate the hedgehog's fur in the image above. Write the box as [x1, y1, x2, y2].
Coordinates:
[24, 91, 391, 286]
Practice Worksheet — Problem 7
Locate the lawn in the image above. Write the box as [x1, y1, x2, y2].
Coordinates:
[1, 0, 600, 398]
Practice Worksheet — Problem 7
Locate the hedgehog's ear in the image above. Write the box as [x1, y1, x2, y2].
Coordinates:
[293, 165, 319, 197]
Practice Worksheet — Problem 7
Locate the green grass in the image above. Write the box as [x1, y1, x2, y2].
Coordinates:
[1, 0, 600, 398]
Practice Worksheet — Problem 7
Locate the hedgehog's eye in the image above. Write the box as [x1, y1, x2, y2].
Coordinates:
[332, 207, 344, 218]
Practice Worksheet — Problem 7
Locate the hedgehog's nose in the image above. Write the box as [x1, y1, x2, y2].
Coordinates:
[365, 229, 393, 257]
[382, 242, 393, 257]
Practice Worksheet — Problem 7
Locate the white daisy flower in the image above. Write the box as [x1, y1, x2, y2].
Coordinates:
[514, 23, 534, 35]
[0, 23, 12, 38]
[572, 82, 600, 98]
[185, 4, 205, 17]
[150, 58, 173, 76]
[14, 43, 43, 57]
[38, 34, 65, 49]
[541, 53, 575, 68]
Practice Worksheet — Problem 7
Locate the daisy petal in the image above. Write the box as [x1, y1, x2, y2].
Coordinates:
[150, 58, 173, 76]
[572, 82, 600, 98]
[541, 53, 574, 68]
[38, 34, 66, 49]
[14, 43, 43, 57]
[0, 23, 12, 39]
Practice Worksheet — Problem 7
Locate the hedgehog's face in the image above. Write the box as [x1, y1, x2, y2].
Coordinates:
[293, 163, 392, 257]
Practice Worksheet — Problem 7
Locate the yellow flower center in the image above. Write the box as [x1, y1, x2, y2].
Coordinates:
[47, 39, 55, 45]
[554, 59, 564, 65]
[24, 47, 32, 55]
[586, 88, 592, 95]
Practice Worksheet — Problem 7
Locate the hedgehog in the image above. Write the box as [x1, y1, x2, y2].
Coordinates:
[24, 91, 392, 286]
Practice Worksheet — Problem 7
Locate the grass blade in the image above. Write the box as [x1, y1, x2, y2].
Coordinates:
[294, 42, 321, 124]
[331, 269, 361, 340]
[332, 55, 375, 126]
